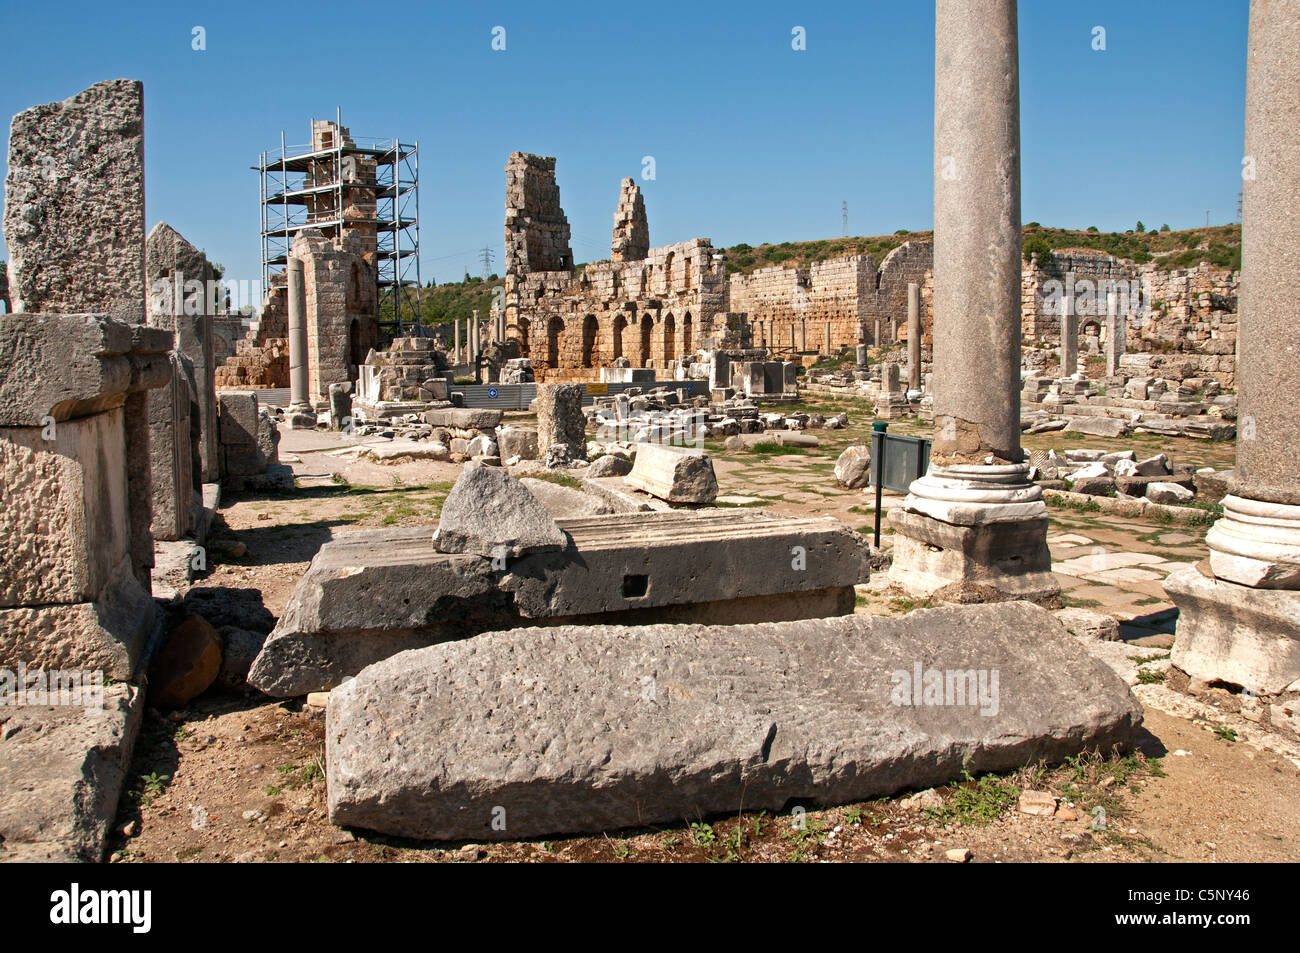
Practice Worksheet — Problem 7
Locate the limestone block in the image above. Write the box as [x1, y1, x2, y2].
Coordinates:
[326, 603, 1141, 841]
[433, 463, 568, 558]
[3, 80, 145, 324]
[625, 444, 719, 503]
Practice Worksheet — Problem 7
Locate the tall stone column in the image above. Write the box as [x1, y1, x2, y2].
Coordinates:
[471, 309, 480, 362]
[454, 317, 461, 364]
[907, 282, 921, 391]
[287, 257, 314, 428]
[1167, 0, 1300, 695]
[1060, 273, 1078, 379]
[888, 0, 1057, 604]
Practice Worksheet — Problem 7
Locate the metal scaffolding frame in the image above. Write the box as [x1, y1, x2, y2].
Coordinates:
[255, 108, 421, 334]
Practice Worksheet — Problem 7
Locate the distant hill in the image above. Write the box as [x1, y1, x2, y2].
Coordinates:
[719, 223, 1241, 276]
[399, 223, 1241, 327]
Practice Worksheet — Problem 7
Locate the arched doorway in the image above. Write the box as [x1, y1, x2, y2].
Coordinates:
[639, 314, 653, 367]
[612, 313, 627, 362]
[518, 316, 531, 357]
[682, 312, 693, 355]
[581, 314, 599, 367]
[546, 315, 564, 369]
[662, 313, 676, 364]
[349, 318, 364, 378]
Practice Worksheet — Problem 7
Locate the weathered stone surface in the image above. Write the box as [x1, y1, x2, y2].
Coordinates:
[521, 477, 614, 519]
[1053, 607, 1121, 641]
[1063, 416, 1128, 438]
[497, 426, 538, 461]
[149, 614, 222, 709]
[0, 683, 143, 862]
[4, 80, 146, 324]
[835, 445, 871, 489]
[251, 511, 864, 696]
[1166, 564, 1300, 695]
[587, 453, 633, 478]
[536, 383, 587, 466]
[625, 444, 718, 503]
[433, 462, 568, 557]
[422, 407, 502, 430]
[327, 602, 1141, 841]
[0, 572, 155, 682]
[1146, 481, 1194, 505]
[216, 626, 267, 691]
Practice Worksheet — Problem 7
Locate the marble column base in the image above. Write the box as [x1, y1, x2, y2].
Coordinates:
[287, 402, 317, 430]
[1207, 494, 1300, 589]
[903, 464, 1048, 526]
[1165, 563, 1300, 695]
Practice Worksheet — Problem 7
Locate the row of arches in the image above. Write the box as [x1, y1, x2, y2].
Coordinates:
[515, 311, 694, 370]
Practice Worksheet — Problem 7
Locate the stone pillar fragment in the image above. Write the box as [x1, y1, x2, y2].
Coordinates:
[536, 383, 587, 469]
[887, 0, 1057, 605]
[1104, 289, 1125, 377]
[1060, 273, 1078, 380]
[1167, 0, 1300, 694]
[907, 282, 921, 392]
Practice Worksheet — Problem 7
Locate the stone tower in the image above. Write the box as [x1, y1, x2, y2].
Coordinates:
[504, 152, 572, 275]
[610, 178, 648, 262]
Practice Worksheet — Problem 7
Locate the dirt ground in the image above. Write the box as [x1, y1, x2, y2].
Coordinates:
[113, 395, 1300, 864]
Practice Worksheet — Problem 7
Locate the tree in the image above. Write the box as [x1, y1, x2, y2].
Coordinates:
[1160, 224, 1171, 232]
[1023, 235, 1053, 265]
[1086, 225, 1099, 233]
[1136, 221, 1145, 233]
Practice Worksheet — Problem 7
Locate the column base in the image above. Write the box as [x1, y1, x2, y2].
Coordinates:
[1165, 563, 1300, 695]
[887, 508, 1060, 606]
[1206, 494, 1300, 588]
[287, 404, 317, 430]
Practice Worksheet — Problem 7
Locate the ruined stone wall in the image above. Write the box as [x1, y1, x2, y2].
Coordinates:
[215, 282, 289, 389]
[296, 229, 379, 404]
[508, 239, 728, 381]
[505, 152, 572, 274]
[610, 178, 648, 262]
[729, 256, 873, 355]
[866, 241, 934, 347]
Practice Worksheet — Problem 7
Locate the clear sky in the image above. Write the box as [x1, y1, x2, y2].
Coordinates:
[0, 0, 1249, 291]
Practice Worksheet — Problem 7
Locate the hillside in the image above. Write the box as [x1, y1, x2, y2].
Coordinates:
[720, 223, 1241, 276]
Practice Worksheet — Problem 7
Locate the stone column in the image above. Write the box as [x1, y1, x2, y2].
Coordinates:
[1060, 272, 1078, 380]
[471, 309, 480, 362]
[907, 282, 921, 391]
[454, 317, 461, 364]
[1104, 288, 1125, 377]
[287, 257, 314, 428]
[888, 0, 1057, 605]
[1167, 0, 1300, 695]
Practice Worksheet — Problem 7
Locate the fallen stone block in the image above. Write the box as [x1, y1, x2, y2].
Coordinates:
[433, 463, 568, 558]
[1053, 607, 1121, 641]
[250, 510, 865, 697]
[1146, 482, 1195, 505]
[587, 454, 633, 478]
[624, 444, 719, 504]
[835, 445, 871, 489]
[520, 477, 614, 519]
[149, 614, 222, 708]
[326, 602, 1142, 841]
[1063, 416, 1129, 438]
[581, 476, 666, 513]
[0, 683, 143, 862]
[422, 408, 502, 430]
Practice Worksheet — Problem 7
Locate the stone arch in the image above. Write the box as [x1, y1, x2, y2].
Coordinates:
[682, 312, 693, 355]
[683, 256, 692, 292]
[639, 313, 653, 367]
[581, 314, 599, 368]
[662, 313, 676, 364]
[518, 316, 531, 357]
[612, 313, 627, 362]
[662, 252, 675, 295]
[546, 315, 564, 369]
[347, 262, 364, 312]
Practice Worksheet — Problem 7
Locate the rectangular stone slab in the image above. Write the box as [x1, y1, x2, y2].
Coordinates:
[249, 511, 866, 697]
[326, 602, 1142, 842]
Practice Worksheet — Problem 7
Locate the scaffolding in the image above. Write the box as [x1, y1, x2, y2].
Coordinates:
[256, 108, 421, 334]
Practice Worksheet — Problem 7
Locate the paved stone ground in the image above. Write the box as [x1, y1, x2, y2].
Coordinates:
[706, 393, 1218, 645]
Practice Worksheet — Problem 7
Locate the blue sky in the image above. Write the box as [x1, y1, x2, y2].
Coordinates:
[0, 0, 1248, 290]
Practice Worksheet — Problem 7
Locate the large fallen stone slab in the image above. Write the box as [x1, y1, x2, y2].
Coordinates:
[422, 407, 502, 431]
[327, 602, 1142, 841]
[0, 683, 143, 862]
[433, 462, 567, 557]
[520, 477, 614, 518]
[624, 444, 718, 503]
[250, 510, 866, 696]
